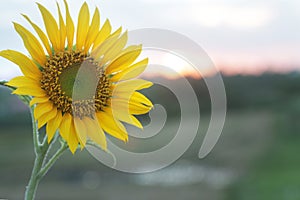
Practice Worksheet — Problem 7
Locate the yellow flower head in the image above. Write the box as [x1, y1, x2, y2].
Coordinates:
[0, 1, 153, 153]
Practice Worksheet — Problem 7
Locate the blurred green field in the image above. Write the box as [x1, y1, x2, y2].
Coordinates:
[0, 110, 276, 200]
[226, 112, 300, 200]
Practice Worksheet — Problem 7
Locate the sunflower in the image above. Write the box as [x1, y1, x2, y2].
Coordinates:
[0, 1, 153, 153]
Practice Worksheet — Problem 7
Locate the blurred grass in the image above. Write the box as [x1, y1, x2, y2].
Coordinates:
[226, 110, 300, 200]
[0, 110, 275, 200]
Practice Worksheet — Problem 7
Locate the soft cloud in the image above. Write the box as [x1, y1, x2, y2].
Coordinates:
[197, 6, 273, 29]
[163, 4, 275, 29]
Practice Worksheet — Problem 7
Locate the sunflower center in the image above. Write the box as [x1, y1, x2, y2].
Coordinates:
[41, 51, 111, 118]
[59, 62, 98, 99]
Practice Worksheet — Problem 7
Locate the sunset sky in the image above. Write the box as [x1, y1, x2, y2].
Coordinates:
[0, 0, 300, 79]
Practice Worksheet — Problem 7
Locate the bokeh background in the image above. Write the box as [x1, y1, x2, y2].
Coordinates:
[1, 0, 300, 199]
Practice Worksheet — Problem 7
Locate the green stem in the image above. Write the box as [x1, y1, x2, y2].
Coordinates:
[24, 148, 46, 200]
[38, 142, 68, 179]
[25, 107, 47, 200]
[24, 107, 68, 200]
[31, 107, 41, 155]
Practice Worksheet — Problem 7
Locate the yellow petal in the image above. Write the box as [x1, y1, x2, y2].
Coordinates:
[95, 26, 123, 58]
[74, 117, 87, 147]
[68, 121, 79, 154]
[76, 2, 90, 50]
[30, 96, 49, 107]
[59, 113, 72, 140]
[110, 105, 143, 129]
[106, 48, 142, 74]
[34, 101, 53, 119]
[92, 19, 111, 50]
[96, 108, 128, 142]
[113, 79, 153, 94]
[113, 99, 152, 115]
[57, 2, 67, 51]
[0, 50, 41, 79]
[112, 88, 153, 116]
[100, 31, 128, 65]
[91, 32, 120, 61]
[118, 44, 141, 56]
[12, 86, 46, 97]
[46, 111, 63, 143]
[22, 14, 52, 56]
[13, 23, 46, 65]
[108, 27, 122, 40]
[37, 3, 60, 52]
[133, 92, 153, 107]
[84, 117, 107, 150]
[111, 58, 148, 82]
[6, 76, 40, 88]
[84, 8, 100, 54]
[37, 107, 57, 129]
[64, 0, 74, 49]
[116, 91, 153, 107]
[129, 104, 152, 115]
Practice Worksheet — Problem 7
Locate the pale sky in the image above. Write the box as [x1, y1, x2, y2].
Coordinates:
[1, 0, 300, 79]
